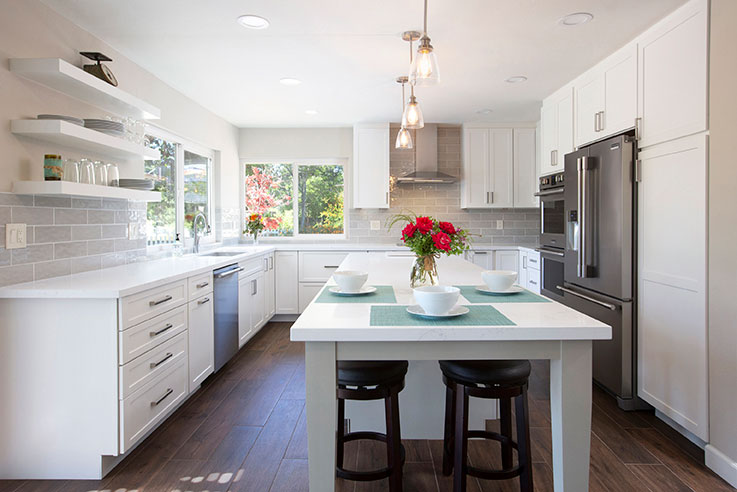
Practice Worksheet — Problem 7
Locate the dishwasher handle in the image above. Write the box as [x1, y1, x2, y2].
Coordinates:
[215, 267, 244, 279]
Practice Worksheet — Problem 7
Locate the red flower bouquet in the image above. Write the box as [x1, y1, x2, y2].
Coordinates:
[389, 213, 470, 287]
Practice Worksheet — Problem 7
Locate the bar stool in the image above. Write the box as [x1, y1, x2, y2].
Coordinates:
[439, 360, 533, 492]
[336, 361, 408, 491]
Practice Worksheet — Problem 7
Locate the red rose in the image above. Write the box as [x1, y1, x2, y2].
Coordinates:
[432, 231, 452, 252]
[401, 223, 417, 241]
[438, 221, 456, 234]
[416, 216, 433, 234]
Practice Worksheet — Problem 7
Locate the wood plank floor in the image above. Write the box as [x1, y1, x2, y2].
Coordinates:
[1, 322, 734, 492]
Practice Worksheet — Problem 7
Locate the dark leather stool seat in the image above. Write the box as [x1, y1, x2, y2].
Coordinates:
[336, 361, 408, 491]
[440, 360, 534, 492]
[439, 360, 531, 386]
[338, 361, 409, 387]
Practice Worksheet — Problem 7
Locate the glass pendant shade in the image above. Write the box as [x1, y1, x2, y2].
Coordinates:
[395, 126, 413, 149]
[409, 38, 439, 85]
[402, 95, 424, 129]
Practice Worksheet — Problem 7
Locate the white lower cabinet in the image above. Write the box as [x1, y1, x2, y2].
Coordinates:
[187, 293, 214, 393]
[494, 250, 519, 273]
[468, 250, 493, 270]
[299, 282, 324, 313]
[275, 251, 299, 314]
[238, 270, 266, 348]
[519, 249, 541, 293]
[265, 253, 276, 318]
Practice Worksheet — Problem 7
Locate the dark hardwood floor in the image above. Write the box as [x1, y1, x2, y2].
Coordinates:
[1, 322, 734, 492]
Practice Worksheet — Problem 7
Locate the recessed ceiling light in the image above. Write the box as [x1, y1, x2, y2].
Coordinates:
[279, 77, 302, 86]
[560, 12, 594, 26]
[305, 110, 318, 115]
[476, 109, 493, 114]
[237, 15, 270, 29]
[506, 76, 528, 83]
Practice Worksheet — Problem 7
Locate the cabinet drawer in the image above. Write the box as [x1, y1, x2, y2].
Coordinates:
[239, 256, 264, 278]
[121, 280, 187, 330]
[526, 251, 541, 270]
[119, 332, 187, 399]
[298, 251, 349, 282]
[188, 272, 213, 300]
[527, 268, 541, 294]
[119, 305, 187, 365]
[120, 357, 188, 453]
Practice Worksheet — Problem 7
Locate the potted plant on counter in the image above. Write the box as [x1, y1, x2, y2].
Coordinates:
[389, 212, 470, 287]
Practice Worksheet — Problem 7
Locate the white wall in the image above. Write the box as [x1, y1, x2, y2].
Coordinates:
[706, 0, 737, 487]
[239, 127, 353, 161]
[0, 0, 241, 215]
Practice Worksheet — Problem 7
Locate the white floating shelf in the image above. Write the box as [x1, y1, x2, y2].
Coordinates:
[10, 58, 161, 120]
[12, 181, 161, 202]
[11, 119, 160, 161]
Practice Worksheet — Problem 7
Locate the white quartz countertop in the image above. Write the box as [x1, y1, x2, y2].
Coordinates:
[290, 253, 610, 343]
[0, 243, 538, 299]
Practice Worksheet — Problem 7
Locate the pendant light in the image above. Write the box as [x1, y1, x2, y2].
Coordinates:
[395, 77, 413, 149]
[409, 0, 440, 86]
[401, 32, 425, 129]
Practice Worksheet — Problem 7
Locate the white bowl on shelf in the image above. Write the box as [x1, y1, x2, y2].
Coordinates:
[333, 270, 368, 293]
[481, 270, 518, 292]
[413, 285, 460, 316]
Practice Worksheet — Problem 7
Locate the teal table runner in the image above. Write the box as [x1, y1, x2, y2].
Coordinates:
[314, 285, 397, 304]
[455, 285, 550, 304]
[370, 305, 515, 326]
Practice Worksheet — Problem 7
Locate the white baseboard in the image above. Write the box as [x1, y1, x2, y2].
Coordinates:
[706, 445, 737, 488]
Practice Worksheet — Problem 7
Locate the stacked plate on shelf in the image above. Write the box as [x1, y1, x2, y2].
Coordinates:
[37, 114, 84, 126]
[114, 178, 154, 191]
[83, 119, 125, 137]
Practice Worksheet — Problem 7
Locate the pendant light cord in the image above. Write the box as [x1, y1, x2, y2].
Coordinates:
[423, 0, 428, 35]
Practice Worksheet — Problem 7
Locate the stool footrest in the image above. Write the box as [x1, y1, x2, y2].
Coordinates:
[336, 431, 406, 482]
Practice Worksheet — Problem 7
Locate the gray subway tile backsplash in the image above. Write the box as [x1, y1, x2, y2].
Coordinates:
[34, 259, 71, 281]
[34, 196, 72, 208]
[12, 207, 54, 225]
[54, 241, 88, 259]
[54, 208, 87, 225]
[34, 225, 72, 244]
[88, 209, 115, 224]
[71, 225, 102, 241]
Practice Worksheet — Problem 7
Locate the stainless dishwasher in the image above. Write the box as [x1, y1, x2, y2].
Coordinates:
[213, 264, 242, 372]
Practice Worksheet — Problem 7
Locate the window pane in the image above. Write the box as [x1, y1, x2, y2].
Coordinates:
[145, 135, 177, 245]
[245, 164, 294, 237]
[297, 164, 344, 235]
[183, 150, 210, 239]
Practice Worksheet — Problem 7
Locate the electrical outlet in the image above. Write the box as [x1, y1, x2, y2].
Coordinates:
[370, 220, 381, 231]
[496, 220, 504, 230]
[128, 223, 139, 240]
[5, 223, 27, 249]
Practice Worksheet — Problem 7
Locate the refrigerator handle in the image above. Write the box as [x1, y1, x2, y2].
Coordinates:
[579, 156, 592, 278]
[577, 157, 583, 277]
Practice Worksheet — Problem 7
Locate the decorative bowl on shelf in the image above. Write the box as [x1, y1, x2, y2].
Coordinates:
[413, 285, 460, 315]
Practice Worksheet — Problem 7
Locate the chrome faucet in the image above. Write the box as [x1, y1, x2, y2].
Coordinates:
[192, 212, 210, 254]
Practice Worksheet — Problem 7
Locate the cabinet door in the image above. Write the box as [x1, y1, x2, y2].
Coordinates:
[539, 101, 558, 176]
[513, 128, 537, 208]
[238, 277, 252, 348]
[637, 0, 708, 148]
[251, 272, 266, 331]
[518, 251, 529, 288]
[527, 267, 541, 294]
[275, 251, 299, 314]
[556, 88, 574, 161]
[470, 250, 492, 270]
[265, 254, 275, 318]
[298, 283, 324, 313]
[353, 124, 390, 208]
[489, 129, 514, 208]
[461, 128, 491, 208]
[494, 250, 519, 274]
[575, 71, 604, 147]
[638, 134, 708, 440]
[602, 43, 637, 137]
[188, 294, 214, 392]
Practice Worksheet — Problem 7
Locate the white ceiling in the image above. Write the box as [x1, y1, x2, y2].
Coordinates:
[41, 0, 687, 128]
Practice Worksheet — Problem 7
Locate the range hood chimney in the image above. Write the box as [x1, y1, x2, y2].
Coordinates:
[396, 124, 456, 184]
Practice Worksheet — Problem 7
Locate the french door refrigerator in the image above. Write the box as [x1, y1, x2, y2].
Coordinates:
[562, 134, 643, 410]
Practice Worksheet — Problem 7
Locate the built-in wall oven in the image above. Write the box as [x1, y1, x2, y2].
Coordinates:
[535, 172, 566, 301]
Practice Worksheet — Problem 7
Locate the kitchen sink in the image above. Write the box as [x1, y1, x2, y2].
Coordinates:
[200, 251, 243, 257]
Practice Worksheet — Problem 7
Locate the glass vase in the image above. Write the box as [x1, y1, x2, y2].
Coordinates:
[253, 233, 259, 246]
[410, 254, 439, 288]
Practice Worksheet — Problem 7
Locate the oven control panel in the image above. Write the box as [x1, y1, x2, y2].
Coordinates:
[539, 172, 565, 191]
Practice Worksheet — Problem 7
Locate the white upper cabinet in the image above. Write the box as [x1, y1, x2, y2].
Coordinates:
[574, 43, 638, 147]
[539, 85, 573, 176]
[461, 127, 517, 209]
[352, 123, 390, 208]
[513, 128, 538, 208]
[637, 0, 708, 148]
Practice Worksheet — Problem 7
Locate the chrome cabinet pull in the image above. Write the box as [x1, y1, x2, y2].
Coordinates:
[529, 258, 538, 265]
[635, 117, 642, 140]
[323, 265, 340, 269]
[523, 256, 528, 269]
[552, 150, 558, 166]
[529, 279, 537, 286]
[556, 285, 616, 311]
[215, 267, 244, 279]
[550, 150, 555, 166]
[264, 258, 268, 272]
[196, 282, 209, 289]
[151, 388, 173, 407]
[386, 191, 389, 204]
[150, 323, 174, 337]
[197, 297, 210, 305]
[269, 257, 274, 270]
[594, 112, 598, 132]
[150, 352, 173, 368]
[251, 279, 257, 296]
[149, 295, 172, 307]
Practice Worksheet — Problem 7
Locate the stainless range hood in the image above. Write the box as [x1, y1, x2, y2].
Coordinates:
[395, 124, 456, 184]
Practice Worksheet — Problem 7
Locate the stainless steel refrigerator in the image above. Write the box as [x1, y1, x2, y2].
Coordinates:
[561, 134, 644, 410]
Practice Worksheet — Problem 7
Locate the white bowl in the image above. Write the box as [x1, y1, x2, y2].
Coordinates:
[481, 270, 518, 292]
[333, 270, 368, 293]
[413, 285, 461, 315]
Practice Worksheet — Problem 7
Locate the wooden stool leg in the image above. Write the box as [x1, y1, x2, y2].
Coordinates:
[499, 396, 513, 470]
[443, 384, 455, 475]
[515, 385, 534, 492]
[385, 389, 403, 492]
[453, 384, 469, 492]
[337, 397, 345, 469]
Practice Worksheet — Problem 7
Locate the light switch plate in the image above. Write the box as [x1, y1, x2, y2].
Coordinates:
[5, 223, 27, 249]
[128, 223, 139, 240]
[496, 220, 504, 230]
[370, 220, 381, 231]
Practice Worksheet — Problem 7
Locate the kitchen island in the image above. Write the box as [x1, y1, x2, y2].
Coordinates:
[291, 252, 611, 491]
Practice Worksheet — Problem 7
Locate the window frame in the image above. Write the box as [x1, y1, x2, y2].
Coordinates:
[145, 125, 215, 252]
[241, 158, 349, 241]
